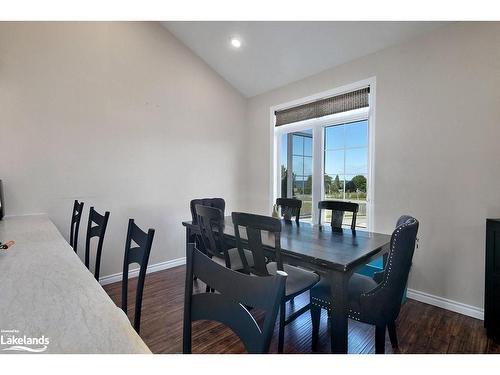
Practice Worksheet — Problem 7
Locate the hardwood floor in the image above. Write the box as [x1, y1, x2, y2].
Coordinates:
[103, 265, 500, 354]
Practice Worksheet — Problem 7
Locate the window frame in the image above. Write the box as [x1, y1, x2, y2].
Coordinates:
[270, 77, 376, 230]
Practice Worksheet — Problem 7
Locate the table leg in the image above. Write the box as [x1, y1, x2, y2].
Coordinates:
[329, 269, 352, 354]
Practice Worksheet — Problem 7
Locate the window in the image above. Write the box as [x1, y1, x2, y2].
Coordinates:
[324, 120, 368, 227]
[279, 130, 313, 219]
[273, 82, 373, 229]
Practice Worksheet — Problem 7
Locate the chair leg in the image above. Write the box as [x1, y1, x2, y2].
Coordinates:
[387, 320, 398, 348]
[375, 325, 386, 354]
[310, 304, 321, 351]
[278, 301, 286, 353]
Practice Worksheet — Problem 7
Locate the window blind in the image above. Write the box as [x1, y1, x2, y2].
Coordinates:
[274, 87, 370, 127]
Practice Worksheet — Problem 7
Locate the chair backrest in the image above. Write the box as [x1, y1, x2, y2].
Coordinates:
[360, 215, 419, 323]
[70, 200, 84, 253]
[183, 243, 286, 354]
[190, 198, 225, 255]
[190, 198, 225, 224]
[276, 198, 302, 223]
[195, 204, 230, 264]
[84, 207, 110, 281]
[396, 215, 413, 228]
[317, 200, 359, 230]
[121, 219, 155, 333]
[231, 212, 282, 276]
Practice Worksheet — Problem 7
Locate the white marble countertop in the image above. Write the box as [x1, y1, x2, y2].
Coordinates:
[0, 215, 151, 354]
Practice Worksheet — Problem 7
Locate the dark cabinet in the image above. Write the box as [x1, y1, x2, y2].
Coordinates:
[485, 219, 500, 341]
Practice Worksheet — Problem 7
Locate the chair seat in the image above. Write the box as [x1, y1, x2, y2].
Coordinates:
[267, 262, 320, 298]
[310, 273, 378, 312]
[212, 248, 254, 271]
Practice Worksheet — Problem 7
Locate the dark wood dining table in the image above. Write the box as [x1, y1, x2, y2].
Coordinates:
[182, 216, 391, 354]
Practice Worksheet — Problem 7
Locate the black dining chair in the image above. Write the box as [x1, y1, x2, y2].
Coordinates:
[318, 200, 359, 230]
[190, 198, 226, 281]
[310, 215, 419, 353]
[183, 243, 287, 354]
[190, 198, 225, 253]
[69, 200, 84, 253]
[275, 198, 303, 305]
[190, 198, 225, 225]
[84, 207, 110, 281]
[121, 219, 155, 334]
[232, 212, 320, 353]
[195, 204, 254, 273]
[276, 198, 302, 224]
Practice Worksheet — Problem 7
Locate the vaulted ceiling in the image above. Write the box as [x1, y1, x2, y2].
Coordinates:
[162, 21, 448, 97]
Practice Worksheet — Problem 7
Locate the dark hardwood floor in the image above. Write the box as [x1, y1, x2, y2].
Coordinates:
[103, 266, 500, 354]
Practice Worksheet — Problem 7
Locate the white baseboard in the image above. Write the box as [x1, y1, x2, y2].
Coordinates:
[99, 257, 186, 286]
[98, 257, 485, 321]
[407, 288, 484, 320]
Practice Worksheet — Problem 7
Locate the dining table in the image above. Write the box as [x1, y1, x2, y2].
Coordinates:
[182, 216, 392, 354]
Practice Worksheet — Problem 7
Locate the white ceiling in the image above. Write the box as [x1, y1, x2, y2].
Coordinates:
[162, 22, 448, 98]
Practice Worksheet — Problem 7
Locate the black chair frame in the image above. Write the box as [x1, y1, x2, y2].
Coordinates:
[183, 243, 286, 354]
[84, 206, 110, 281]
[310, 216, 419, 354]
[70, 200, 84, 253]
[195, 204, 230, 265]
[232, 212, 283, 277]
[196, 204, 234, 293]
[276, 198, 302, 224]
[189, 198, 226, 282]
[318, 200, 359, 230]
[190, 198, 225, 226]
[232, 212, 316, 353]
[121, 219, 155, 333]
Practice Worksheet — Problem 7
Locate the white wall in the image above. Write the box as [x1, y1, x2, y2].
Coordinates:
[0, 22, 247, 277]
[244, 22, 500, 311]
[1, 21, 499, 313]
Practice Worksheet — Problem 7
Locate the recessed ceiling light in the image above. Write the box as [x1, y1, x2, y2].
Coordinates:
[230, 37, 242, 49]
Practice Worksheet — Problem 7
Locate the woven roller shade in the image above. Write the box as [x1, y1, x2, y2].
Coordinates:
[275, 87, 370, 126]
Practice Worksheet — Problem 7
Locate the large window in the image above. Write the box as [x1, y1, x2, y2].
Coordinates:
[324, 120, 368, 227]
[273, 83, 373, 229]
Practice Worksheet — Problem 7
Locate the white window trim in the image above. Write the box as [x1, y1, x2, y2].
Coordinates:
[269, 77, 377, 231]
